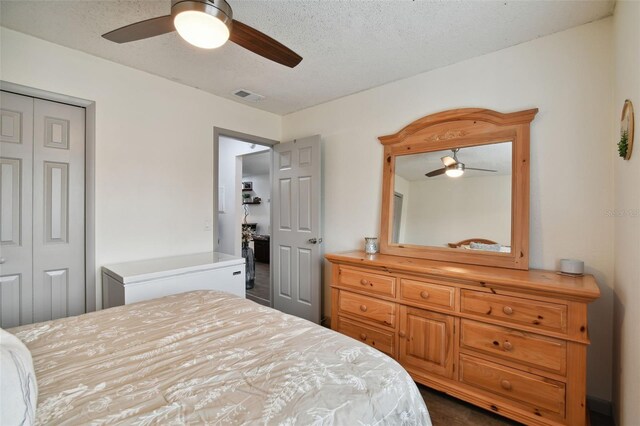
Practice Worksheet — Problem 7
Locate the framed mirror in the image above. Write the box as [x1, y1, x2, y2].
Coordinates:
[378, 108, 538, 270]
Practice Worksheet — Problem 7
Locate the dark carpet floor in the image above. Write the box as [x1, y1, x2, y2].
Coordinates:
[246, 261, 270, 307]
[419, 385, 521, 426]
[419, 384, 614, 426]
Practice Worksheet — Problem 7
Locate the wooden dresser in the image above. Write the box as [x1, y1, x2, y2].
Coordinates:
[327, 251, 600, 426]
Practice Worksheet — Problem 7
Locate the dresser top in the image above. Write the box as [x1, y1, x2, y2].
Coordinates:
[326, 251, 600, 302]
[102, 252, 245, 284]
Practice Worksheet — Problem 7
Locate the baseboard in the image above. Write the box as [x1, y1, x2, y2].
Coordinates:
[587, 395, 613, 417]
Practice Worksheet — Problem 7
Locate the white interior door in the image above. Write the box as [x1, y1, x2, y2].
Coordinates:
[272, 136, 322, 323]
[0, 92, 85, 327]
[0, 92, 34, 327]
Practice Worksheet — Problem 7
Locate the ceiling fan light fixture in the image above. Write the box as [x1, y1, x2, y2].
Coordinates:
[173, 0, 232, 49]
[445, 163, 465, 178]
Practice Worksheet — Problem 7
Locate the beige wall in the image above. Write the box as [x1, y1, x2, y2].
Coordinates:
[0, 28, 282, 309]
[283, 19, 615, 400]
[612, 1, 640, 424]
[402, 175, 511, 248]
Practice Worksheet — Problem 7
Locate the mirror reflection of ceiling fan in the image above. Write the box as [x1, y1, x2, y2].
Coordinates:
[425, 148, 497, 178]
[102, 0, 302, 68]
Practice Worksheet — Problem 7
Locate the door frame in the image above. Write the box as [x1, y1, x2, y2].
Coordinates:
[213, 127, 278, 306]
[1, 81, 97, 312]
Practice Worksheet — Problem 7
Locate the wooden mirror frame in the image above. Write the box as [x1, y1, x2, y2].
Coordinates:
[378, 108, 538, 270]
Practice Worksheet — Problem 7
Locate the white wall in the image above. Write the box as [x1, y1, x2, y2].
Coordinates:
[283, 19, 614, 400]
[612, 1, 640, 424]
[242, 173, 271, 235]
[0, 28, 281, 308]
[401, 175, 511, 248]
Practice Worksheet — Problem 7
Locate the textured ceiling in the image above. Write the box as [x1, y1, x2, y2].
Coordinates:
[0, 0, 614, 115]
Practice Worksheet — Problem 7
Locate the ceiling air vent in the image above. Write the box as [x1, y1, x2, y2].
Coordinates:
[232, 89, 265, 102]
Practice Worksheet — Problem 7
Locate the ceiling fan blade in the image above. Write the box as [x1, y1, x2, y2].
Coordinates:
[441, 156, 457, 167]
[425, 168, 446, 177]
[102, 15, 174, 43]
[230, 19, 302, 68]
[465, 167, 498, 173]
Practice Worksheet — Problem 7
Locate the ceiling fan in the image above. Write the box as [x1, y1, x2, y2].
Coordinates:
[102, 0, 302, 68]
[425, 148, 497, 178]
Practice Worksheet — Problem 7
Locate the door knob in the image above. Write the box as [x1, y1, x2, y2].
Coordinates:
[308, 238, 323, 244]
[0, 258, 5, 264]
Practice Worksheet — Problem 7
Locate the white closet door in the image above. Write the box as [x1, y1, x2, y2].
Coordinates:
[0, 92, 34, 327]
[32, 98, 85, 322]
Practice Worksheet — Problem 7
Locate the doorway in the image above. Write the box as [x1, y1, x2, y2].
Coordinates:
[392, 192, 403, 243]
[214, 129, 277, 307]
[241, 150, 271, 306]
[214, 130, 323, 323]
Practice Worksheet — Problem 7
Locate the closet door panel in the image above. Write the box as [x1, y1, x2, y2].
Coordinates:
[0, 92, 33, 327]
[33, 98, 85, 321]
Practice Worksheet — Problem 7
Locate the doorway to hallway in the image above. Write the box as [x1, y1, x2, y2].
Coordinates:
[216, 132, 273, 307]
[241, 150, 271, 306]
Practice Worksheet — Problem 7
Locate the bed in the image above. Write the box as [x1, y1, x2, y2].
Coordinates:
[5, 290, 430, 425]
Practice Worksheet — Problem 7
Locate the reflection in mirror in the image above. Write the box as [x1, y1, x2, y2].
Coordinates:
[393, 141, 512, 253]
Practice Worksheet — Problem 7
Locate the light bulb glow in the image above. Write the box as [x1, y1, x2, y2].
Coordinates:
[174, 10, 230, 49]
[445, 165, 464, 178]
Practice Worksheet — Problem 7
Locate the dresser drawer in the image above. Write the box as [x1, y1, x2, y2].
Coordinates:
[460, 320, 566, 375]
[460, 290, 567, 333]
[338, 291, 396, 328]
[400, 279, 455, 311]
[460, 354, 566, 418]
[337, 316, 395, 357]
[338, 266, 396, 297]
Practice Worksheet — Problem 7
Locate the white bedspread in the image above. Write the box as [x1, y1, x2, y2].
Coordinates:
[10, 290, 431, 425]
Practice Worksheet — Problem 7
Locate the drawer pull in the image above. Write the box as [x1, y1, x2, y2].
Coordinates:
[500, 379, 512, 391]
[420, 291, 430, 299]
[503, 306, 514, 315]
[360, 305, 368, 312]
[360, 279, 370, 286]
[399, 331, 406, 338]
[360, 333, 367, 341]
[503, 341, 513, 351]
